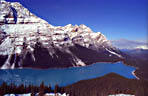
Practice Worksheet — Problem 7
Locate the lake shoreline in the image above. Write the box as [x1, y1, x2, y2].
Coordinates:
[0, 61, 136, 88]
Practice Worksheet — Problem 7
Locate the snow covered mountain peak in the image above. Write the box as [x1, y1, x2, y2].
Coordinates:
[0, 0, 123, 69]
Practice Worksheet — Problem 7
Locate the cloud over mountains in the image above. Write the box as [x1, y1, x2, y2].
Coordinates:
[111, 39, 148, 49]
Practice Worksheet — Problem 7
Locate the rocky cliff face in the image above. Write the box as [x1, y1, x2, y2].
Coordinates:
[0, 0, 123, 69]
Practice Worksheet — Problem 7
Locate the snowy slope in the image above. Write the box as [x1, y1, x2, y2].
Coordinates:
[4, 93, 68, 96]
[108, 94, 135, 96]
[0, 0, 123, 69]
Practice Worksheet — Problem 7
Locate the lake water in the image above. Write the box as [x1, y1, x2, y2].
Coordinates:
[0, 62, 135, 88]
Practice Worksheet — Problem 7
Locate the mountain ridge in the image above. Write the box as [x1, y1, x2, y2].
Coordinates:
[0, 0, 123, 69]
[63, 72, 148, 96]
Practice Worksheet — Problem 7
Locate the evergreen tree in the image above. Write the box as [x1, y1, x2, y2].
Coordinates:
[54, 84, 60, 96]
[31, 85, 35, 96]
[60, 87, 65, 94]
[38, 81, 45, 96]
[1, 82, 7, 95]
[18, 84, 25, 93]
[9, 83, 16, 93]
[48, 84, 52, 93]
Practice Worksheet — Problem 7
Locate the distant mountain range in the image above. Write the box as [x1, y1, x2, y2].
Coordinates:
[0, 0, 123, 69]
[111, 39, 148, 49]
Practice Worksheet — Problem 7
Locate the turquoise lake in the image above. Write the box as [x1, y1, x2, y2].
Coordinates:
[0, 62, 135, 88]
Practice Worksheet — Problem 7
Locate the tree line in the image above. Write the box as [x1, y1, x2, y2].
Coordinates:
[0, 81, 65, 96]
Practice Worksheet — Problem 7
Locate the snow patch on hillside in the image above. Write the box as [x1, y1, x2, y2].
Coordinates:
[108, 94, 135, 96]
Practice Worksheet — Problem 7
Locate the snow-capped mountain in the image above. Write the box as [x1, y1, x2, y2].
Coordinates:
[0, 0, 123, 69]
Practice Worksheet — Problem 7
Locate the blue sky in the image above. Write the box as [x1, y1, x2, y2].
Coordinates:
[6, 0, 148, 41]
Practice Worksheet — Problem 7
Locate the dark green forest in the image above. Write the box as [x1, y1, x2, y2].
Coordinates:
[64, 73, 148, 96]
[0, 73, 148, 96]
[0, 81, 64, 96]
